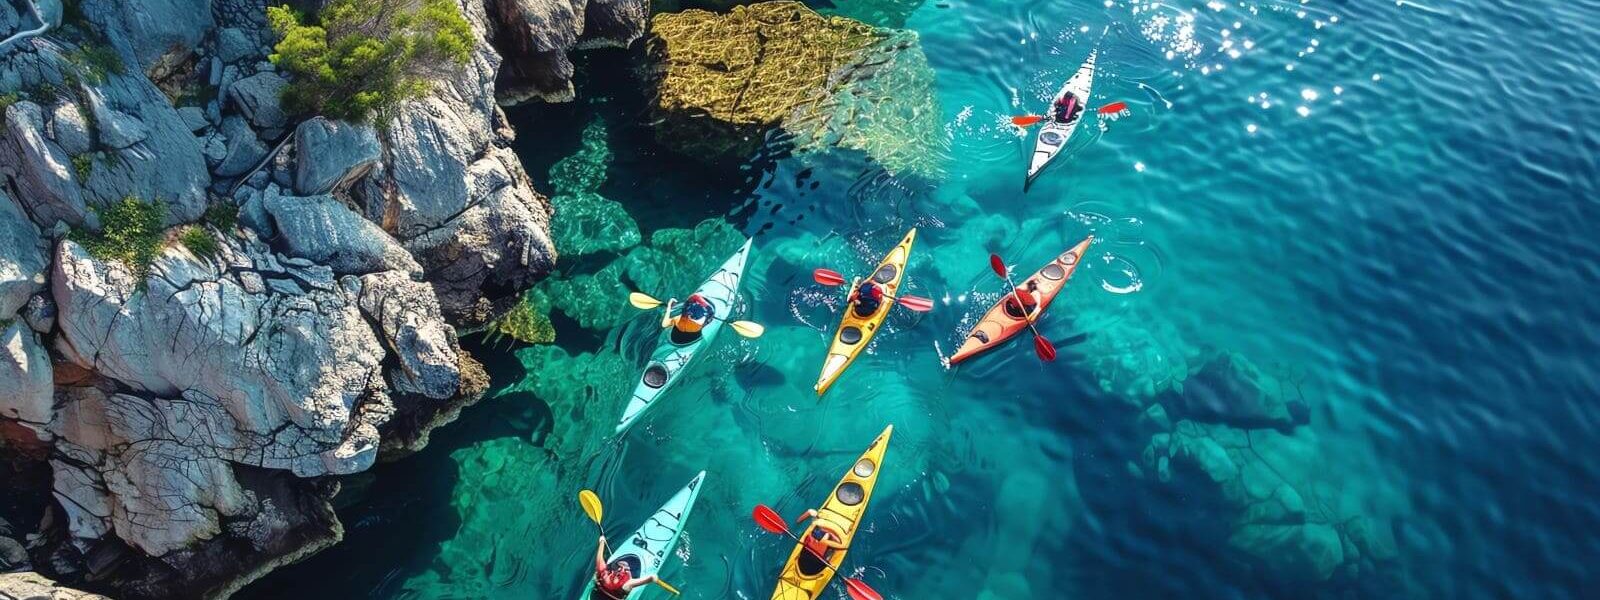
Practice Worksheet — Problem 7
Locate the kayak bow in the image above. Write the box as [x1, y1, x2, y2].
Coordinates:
[815, 230, 917, 396]
[950, 236, 1092, 364]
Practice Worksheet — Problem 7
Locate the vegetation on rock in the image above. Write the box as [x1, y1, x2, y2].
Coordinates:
[64, 43, 126, 85]
[487, 287, 556, 345]
[267, 0, 474, 125]
[71, 197, 166, 277]
[71, 154, 93, 181]
[178, 226, 219, 258]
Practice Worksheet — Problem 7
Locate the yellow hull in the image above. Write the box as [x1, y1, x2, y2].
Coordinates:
[815, 229, 917, 396]
[770, 425, 893, 600]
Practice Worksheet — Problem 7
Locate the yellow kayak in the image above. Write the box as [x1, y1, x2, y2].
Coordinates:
[771, 425, 894, 600]
[815, 229, 917, 396]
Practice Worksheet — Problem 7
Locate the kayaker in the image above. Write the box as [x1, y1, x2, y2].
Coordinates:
[1004, 280, 1041, 319]
[848, 279, 886, 317]
[593, 536, 657, 599]
[662, 294, 714, 334]
[793, 509, 848, 561]
[1053, 94, 1081, 123]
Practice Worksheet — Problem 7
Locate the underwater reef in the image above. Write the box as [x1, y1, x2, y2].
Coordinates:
[647, 1, 944, 178]
[1076, 305, 1413, 595]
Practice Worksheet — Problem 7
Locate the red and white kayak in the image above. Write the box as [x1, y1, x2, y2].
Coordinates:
[950, 236, 1093, 364]
[1025, 51, 1097, 189]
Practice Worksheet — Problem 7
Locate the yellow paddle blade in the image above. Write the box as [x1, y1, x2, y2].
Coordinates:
[578, 489, 603, 525]
[629, 292, 663, 310]
[654, 579, 681, 596]
[730, 321, 765, 338]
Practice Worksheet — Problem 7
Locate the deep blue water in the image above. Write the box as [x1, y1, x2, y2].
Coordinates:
[246, 0, 1600, 598]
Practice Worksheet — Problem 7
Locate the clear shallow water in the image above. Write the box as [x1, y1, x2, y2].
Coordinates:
[247, 0, 1599, 598]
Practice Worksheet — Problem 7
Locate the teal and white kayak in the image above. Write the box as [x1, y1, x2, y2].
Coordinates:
[615, 238, 753, 435]
[578, 471, 706, 600]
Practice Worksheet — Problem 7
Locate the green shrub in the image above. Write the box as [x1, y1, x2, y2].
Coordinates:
[0, 92, 18, 114]
[72, 154, 93, 180]
[202, 202, 237, 230]
[178, 226, 219, 258]
[267, 0, 473, 126]
[65, 43, 126, 85]
[27, 84, 59, 105]
[71, 197, 167, 277]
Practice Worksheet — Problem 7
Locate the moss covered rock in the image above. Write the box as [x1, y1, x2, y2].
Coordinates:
[647, 1, 942, 177]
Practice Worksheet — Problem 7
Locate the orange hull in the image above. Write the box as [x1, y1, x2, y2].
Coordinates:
[950, 236, 1092, 364]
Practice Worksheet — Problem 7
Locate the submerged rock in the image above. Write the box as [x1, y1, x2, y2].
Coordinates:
[0, 572, 111, 599]
[646, 1, 943, 177]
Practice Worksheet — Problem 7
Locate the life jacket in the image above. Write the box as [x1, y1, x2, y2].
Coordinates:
[676, 297, 711, 333]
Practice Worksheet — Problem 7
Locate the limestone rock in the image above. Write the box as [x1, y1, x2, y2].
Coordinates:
[227, 71, 289, 130]
[0, 572, 111, 600]
[365, 0, 557, 324]
[646, 2, 942, 175]
[0, 189, 47, 318]
[216, 26, 257, 64]
[215, 114, 267, 178]
[358, 271, 461, 400]
[0, 101, 88, 228]
[48, 101, 92, 156]
[0, 321, 52, 442]
[486, 0, 581, 104]
[51, 238, 391, 480]
[84, 0, 213, 70]
[293, 117, 381, 195]
[259, 190, 421, 276]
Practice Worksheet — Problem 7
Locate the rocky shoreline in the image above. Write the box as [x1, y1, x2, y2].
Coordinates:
[0, 0, 654, 596]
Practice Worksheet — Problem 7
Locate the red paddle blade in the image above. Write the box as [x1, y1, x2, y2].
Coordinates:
[897, 295, 934, 312]
[988, 254, 1008, 278]
[752, 504, 789, 534]
[1098, 101, 1129, 114]
[1034, 335, 1058, 362]
[845, 578, 883, 600]
[813, 268, 847, 287]
[1010, 115, 1044, 126]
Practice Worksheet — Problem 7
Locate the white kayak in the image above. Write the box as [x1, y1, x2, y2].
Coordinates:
[1025, 50, 1097, 189]
[579, 471, 706, 600]
[616, 239, 753, 435]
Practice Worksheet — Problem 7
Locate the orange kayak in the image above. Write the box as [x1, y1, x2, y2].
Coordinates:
[949, 236, 1092, 364]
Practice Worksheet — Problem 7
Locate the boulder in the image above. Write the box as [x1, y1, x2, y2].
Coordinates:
[0, 101, 89, 229]
[48, 100, 92, 156]
[216, 26, 257, 64]
[259, 190, 422, 276]
[177, 105, 209, 133]
[0, 572, 111, 600]
[227, 71, 289, 130]
[0, 189, 47, 318]
[83, 0, 213, 70]
[293, 117, 382, 195]
[358, 271, 461, 400]
[71, 77, 210, 225]
[485, 0, 582, 104]
[215, 114, 267, 178]
[0, 321, 53, 442]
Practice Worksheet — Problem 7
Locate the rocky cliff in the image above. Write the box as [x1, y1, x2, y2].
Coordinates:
[0, 0, 642, 596]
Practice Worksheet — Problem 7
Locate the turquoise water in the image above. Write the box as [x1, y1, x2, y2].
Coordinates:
[247, 0, 1599, 598]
